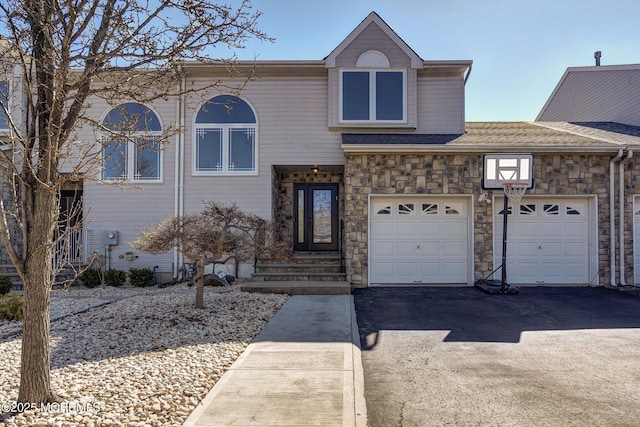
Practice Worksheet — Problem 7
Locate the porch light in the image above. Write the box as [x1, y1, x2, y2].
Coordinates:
[311, 165, 319, 175]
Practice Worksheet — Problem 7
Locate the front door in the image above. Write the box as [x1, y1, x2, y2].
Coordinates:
[293, 183, 339, 251]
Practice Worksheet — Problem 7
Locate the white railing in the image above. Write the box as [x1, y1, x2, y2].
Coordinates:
[53, 228, 84, 270]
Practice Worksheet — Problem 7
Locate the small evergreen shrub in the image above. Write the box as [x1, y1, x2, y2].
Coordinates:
[79, 268, 102, 288]
[0, 275, 12, 295]
[104, 269, 127, 287]
[128, 267, 154, 288]
[0, 294, 23, 321]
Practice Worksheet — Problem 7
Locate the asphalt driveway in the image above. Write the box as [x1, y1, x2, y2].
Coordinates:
[353, 286, 640, 427]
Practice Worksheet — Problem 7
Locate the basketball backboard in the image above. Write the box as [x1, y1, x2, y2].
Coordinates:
[482, 154, 533, 189]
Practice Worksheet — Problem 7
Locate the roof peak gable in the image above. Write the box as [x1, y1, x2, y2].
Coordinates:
[324, 11, 423, 69]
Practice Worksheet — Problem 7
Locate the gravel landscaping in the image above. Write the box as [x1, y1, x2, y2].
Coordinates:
[0, 284, 288, 427]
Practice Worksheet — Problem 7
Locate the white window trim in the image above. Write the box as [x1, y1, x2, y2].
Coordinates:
[338, 68, 407, 124]
[193, 123, 258, 176]
[100, 133, 164, 183]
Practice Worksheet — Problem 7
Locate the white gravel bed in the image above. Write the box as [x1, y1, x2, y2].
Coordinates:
[0, 284, 288, 426]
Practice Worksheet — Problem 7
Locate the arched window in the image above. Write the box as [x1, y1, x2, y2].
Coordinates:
[101, 102, 162, 181]
[194, 95, 257, 174]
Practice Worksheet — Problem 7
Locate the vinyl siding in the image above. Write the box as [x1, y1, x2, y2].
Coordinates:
[182, 76, 344, 219]
[334, 23, 411, 68]
[538, 68, 640, 126]
[81, 97, 178, 273]
[416, 73, 465, 134]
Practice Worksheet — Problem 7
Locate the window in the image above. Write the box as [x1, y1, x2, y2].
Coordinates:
[101, 103, 162, 181]
[340, 69, 405, 123]
[194, 95, 257, 175]
[0, 81, 8, 131]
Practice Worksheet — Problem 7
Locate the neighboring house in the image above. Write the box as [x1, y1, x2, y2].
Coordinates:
[4, 12, 640, 288]
[537, 62, 640, 286]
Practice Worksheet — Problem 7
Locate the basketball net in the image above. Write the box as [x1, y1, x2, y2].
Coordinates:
[503, 182, 528, 203]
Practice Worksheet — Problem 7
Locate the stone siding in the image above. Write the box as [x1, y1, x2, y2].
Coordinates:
[274, 171, 345, 251]
[344, 153, 613, 287]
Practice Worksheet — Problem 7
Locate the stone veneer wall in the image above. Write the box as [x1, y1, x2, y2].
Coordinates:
[275, 171, 345, 250]
[344, 153, 613, 287]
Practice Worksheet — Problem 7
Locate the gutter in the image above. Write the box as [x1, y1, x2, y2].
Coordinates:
[619, 150, 633, 286]
[464, 62, 472, 85]
[341, 144, 624, 154]
[610, 150, 624, 286]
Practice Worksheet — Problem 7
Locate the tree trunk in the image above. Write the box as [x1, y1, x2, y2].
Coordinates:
[194, 257, 205, 309]
[17, 185, 58, 404]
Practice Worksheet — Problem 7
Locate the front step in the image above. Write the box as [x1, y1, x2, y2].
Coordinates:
[241, 280, 350, 295]
[248, 252, 349, 293]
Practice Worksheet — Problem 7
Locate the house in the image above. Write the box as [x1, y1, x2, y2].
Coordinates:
[4, 12, 640, 288]
[537, 62, 640, 286]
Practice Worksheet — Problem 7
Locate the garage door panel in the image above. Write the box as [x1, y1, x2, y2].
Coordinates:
[419, 262, 442, 277]
[540, 242, 563, 257]
[441, 221, 467, 236]
[442, 240, 466, 255]
[514, 221, 539, 237]
[563, 221, 588, 236]
[442, 262, 467, 282]
[513, 241, 539, 256]
[419, 242, 442, 256]
[418, 222, 443, 237]
[397, 242, 418, 257]
[563, 242, 588, 256]
[371, 222, 394, 236]
[396, 221, 418, 236]
[540, 222, 563, 237]
[371, 242, 394, 257]
[395, 262, 418, 278]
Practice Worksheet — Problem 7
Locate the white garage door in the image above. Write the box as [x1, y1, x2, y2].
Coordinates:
[370, 197, 470, 285]
[494, 198, 590, 284]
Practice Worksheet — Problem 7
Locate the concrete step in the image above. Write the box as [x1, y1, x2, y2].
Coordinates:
[251, 272, 347, 282]
[255, 263, 344, 274]
[240, 280, 351, 295]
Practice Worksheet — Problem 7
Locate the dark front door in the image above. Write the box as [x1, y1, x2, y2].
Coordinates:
[293, 183, 339, 251]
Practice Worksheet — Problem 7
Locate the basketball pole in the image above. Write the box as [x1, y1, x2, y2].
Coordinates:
[501, 190, 509, 292]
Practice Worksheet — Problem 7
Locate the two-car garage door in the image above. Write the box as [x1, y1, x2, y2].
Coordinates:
[369, 197, 471, 285]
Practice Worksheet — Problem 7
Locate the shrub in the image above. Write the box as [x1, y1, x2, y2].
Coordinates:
[0, 294, 23, 321]
[79, 268, 102, 288]
[0, 275, 12, 295]
[104, 269, 127, 287]
[128, 267, 154, 288]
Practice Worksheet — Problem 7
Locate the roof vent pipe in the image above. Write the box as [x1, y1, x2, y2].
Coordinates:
[595, 51, 601, 66]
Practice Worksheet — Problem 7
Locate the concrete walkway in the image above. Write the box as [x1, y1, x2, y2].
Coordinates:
[183, 295, 367, 427]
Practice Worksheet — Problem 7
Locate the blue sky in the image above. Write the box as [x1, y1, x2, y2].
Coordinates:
[226, 0, 640, 122]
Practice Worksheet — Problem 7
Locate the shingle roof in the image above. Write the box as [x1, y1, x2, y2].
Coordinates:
[341, 122, 637, 152]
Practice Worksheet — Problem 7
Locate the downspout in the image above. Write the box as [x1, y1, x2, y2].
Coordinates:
[173, 66, 185, 278]
[178, 71, 186, 274]
[619, 150, 633, 286]
[610, 150, 623, 286]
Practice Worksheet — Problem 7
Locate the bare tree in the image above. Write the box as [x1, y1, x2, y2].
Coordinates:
[131, 202, 291, 309]
[0, 0, 271, 405]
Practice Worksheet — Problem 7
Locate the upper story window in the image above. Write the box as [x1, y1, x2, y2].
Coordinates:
[339, 50, 406, 124]
[101, 102, 162, 182]
[0, 81, 9, 131]
[194, 95, 257, 175]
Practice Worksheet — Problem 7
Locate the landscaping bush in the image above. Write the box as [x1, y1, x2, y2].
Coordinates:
[79, 267, 102, 288]
[104, 269, 127, 287]
[0, 294, 23, 321]
[128, 267, 154, 288]
[0, 275, 12, 295]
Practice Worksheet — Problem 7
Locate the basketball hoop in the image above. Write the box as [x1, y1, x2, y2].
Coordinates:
[503, 182, 528, 203]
